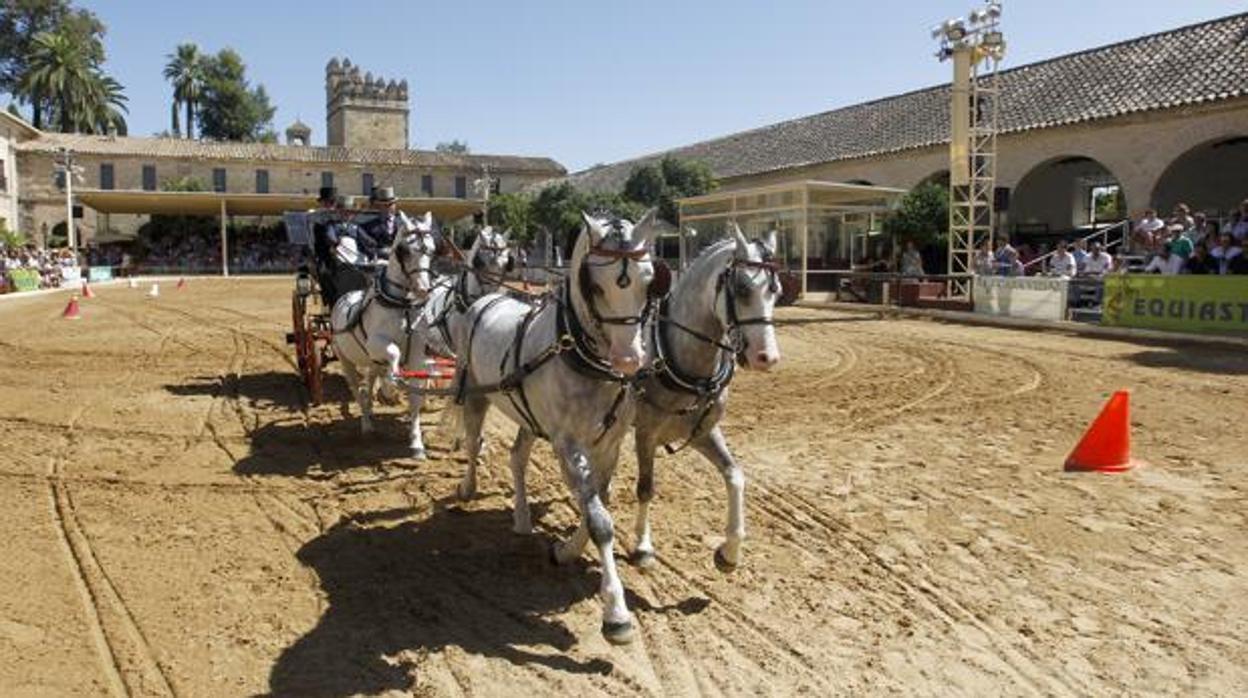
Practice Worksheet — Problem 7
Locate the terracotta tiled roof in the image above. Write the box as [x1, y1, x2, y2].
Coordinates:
[18, 132, 565, 175]
[565, 12, 1248, 193]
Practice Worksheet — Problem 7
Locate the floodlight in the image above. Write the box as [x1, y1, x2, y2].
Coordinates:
[986, 2, 1002, 19]
[982, 30, 1004, 48]
[969, 10, 987, 24]
[945, 19, 967, 41]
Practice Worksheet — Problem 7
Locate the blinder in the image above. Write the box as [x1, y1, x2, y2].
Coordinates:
[504, 255, 516, 273]
[649, 259, 672, 299]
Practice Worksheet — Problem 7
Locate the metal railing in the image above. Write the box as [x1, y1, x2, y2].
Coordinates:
[1021, 219, 1130, 273]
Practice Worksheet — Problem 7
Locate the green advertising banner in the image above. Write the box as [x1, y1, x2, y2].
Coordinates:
[1102, 275, 1248, 335]
[6, 269, 41, 293]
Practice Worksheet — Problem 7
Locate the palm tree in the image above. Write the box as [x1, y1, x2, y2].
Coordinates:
[163, 43, 204, 139]
[20, 32, 129, 135]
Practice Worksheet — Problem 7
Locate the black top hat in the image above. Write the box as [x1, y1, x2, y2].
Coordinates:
[317, 186, 338, 203]
[371, 186, 397, 204]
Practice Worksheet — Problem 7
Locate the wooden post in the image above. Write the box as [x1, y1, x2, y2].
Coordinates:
[799, 186, 809, 298]
[220, 198, 229, 277]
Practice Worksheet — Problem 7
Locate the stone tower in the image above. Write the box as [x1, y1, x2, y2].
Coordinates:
[285, 119, 312, 146]
[325, 57, 410, 150]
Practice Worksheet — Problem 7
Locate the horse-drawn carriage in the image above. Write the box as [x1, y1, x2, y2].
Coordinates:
[282, 207, 386, 404]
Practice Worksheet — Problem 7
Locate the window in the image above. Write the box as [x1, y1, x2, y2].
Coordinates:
[255, 169, 269, 194]
[361, 172, 374, 197]
[454, 176, 467, 199]
[1089, 184, 1123, 224]
[321, 171, 334, 189]
[212, 168, 227, 193]
[55, 170, 66, 190]
[142, 165, 157, 192]
[421, 174, 433, 196]
[99, 163, 115, 190]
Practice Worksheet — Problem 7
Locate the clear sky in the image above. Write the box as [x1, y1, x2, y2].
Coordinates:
[52, 0, 1247, 172]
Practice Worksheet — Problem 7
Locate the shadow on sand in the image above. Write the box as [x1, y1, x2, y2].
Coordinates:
[164, 371, 353, 411]
[1127, 347, 1248, 375]
[267, 505, 605, 696]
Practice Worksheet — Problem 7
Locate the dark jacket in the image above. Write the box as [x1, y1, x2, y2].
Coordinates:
[1184, 254, 1216, 275]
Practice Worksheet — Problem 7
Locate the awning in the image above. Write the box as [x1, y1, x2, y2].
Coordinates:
[75, 189, 484, 219]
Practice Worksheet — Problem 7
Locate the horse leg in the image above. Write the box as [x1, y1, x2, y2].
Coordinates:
[358, 368, 376, 435]
[509, 426, 537, 534]
[339, 358, 366, 428]
[553, 442, 634, 644]
[691, 426, 745, 571]
[406, 340, 428, 460]
[632, 429, 659, 569]
[377, 343, 403, 405]
[455, 395, 488, 501]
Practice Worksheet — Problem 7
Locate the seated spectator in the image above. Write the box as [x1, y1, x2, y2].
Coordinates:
[995, 240, 1017, 275]
[1049, 240, 1077, 277]
[1185, 243, 1216, 275]
[1227, 200, 1248, 243]
[1132, 209, 1165, 253]
[1210, 233, 1243, 275]
[1143, 243, 1184, 275]
[1001, 246, 1025, 276]
[1083, 242, 1114, 276]
[1167, 203, 1195, 235]
[1166, 225, 1193, 260]
[1071, 238, 1089, 274]
[1191, 211, 1209, 243]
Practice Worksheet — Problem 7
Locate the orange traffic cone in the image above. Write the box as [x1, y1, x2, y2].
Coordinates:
[176, 277, 187, 290]
[62, 295, 82, 320]
[1064, 390, 1139, 473]
[81, 281, 95, 298]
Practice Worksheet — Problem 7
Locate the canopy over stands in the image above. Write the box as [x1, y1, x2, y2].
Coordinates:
[75, 190, 483, 276]
[678, 180, 905, 298]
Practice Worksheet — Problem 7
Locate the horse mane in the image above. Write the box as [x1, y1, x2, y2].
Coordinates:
[673, 238, 736, 297]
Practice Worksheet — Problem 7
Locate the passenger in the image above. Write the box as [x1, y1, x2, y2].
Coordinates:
[360, 186, 400, 258]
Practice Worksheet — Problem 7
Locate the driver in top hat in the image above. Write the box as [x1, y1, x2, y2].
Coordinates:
[362, 186, 400, 253]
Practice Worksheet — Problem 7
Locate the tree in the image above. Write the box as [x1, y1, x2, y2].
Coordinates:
[435, 140, 469, 154]
[0, 0, 105, 128]
[197, 48, 275, 142]
[486, 192, 534, 244]
[163, 43, 204, 139]
[622, 155, 716, 224]
[883, 181, 949, 246]
[19, 29, 126, 134]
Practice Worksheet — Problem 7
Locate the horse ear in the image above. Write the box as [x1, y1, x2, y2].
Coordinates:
[422, 211, 433, 229]
[633, 208, 660, 247]
[582, 212, 606, 245]
[764, 229, 778, 256]
[500, 229, 511, 245]
[731, 221, 750, 258]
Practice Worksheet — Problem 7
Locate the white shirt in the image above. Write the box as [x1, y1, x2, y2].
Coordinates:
[1143, 253, 1184, 275]
[1049, 251, 1077, 277]
[1085, 251, 1114, 275]
[1135, 216, 1165, 234]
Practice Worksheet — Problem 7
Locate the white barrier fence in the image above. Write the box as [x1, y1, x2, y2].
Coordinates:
[973, 276, 1070, 322]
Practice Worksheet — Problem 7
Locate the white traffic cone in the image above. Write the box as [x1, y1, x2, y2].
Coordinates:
[147, 283, 160, 298]
[128, 277, 138, 289]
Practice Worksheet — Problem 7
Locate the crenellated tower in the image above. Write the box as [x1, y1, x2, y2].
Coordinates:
[325, 57, 410, 150]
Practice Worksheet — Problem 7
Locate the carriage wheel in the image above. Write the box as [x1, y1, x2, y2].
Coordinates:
[291, 292, 308, 372]
[305, 331, 324, 405]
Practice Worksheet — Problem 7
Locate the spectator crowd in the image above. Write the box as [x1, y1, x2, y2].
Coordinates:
[0, 243, 80, 292]
[974, 198, 1248, 278]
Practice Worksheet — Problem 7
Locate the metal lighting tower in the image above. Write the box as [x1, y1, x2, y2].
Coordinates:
[932, 1, 1005, 298]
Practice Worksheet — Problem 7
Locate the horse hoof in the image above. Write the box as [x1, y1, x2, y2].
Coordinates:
[714, 547, 739, 573]
[512, 518, 533, 536]
[602, 620, 637, 645]
[632, 550, 657, 570]
[410, 447, 427, 461]
[455, 483, 474, 502]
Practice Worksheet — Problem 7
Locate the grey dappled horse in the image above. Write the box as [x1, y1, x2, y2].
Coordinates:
[447, 210, 667, 644]
[330, 212, 437, 444]
[632, 224, 781, 572]
[405, 227, 513, 458]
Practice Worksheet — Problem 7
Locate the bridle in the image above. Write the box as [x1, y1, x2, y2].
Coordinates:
[577, 243, 671, 328]
[391, 229, 436, 298]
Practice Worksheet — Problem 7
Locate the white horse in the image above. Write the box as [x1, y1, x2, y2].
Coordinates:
[448, 210, 667, 644]
[403, 227, 513, 459]
[330, 212, 438, 439]
[631, 224, 782, 573]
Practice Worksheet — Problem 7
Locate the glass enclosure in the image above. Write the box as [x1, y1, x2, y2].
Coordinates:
[677, 181, 905, 298]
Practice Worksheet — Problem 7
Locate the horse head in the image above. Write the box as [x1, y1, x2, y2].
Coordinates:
[572, 209, 664, 376]
[467, 226, 513, 292]
[390, 211, 437, 295]
[725, 221, 781, 371]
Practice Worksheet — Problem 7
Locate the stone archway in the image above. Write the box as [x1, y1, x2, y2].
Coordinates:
[1150, 135, 1248, 218]
[1008, 156, 1125, 239]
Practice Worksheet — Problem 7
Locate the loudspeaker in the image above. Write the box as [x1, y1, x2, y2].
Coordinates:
[993, 187, 1011, 212]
